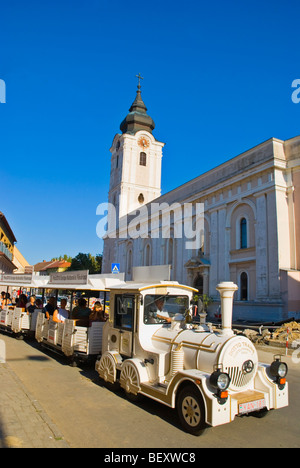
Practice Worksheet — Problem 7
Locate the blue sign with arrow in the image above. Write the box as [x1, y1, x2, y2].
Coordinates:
[111, 263, 120, 274]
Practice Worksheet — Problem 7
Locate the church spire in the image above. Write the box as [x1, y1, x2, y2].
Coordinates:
[120, 75, 155, 135]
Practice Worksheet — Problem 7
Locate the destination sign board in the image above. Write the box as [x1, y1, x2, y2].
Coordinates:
[49, 270, 89, 285]
[0, 274, 33, 284]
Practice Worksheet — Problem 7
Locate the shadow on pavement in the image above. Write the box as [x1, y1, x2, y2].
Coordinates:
[80, 367, 183, 433]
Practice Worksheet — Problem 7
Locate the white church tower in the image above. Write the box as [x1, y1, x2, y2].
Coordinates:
[108, 75, 165, 220]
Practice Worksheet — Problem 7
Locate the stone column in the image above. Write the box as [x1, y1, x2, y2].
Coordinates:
[255, 194, 268, 299]
[216, 281, 238, 336]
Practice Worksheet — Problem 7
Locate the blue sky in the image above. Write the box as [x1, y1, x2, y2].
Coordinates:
[0, 0, 299, 265]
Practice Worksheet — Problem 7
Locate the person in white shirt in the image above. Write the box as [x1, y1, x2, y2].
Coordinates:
[53, 298, 69, 323]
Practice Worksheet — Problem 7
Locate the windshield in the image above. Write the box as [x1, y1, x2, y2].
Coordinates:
[144, 294, 189, 324]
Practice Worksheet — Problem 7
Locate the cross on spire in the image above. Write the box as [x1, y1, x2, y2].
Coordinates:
[136, 73, 144, 90]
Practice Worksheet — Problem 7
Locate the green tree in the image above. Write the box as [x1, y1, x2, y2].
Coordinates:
[69, 253, 102, 274]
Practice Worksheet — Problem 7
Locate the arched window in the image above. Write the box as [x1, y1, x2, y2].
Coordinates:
[199, 229, 205, 255]
[126, 248, 133, 280]
[240, 218, 247, 249]
[144, 244, 151, 266]
[139, 152, 147, 166]
[167, 238, 173, 265]
[194, 273, 204, 295]
[164, 236, 176, 279]
[240, 272, 248, 301]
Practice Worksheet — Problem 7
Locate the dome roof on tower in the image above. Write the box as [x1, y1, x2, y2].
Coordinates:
[120, 78, 155, 135]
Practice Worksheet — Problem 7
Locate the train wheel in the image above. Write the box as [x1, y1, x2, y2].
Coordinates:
[120, 361, 141, 402]
[98, 353, 117, 385]
[177, 385, 206, 436]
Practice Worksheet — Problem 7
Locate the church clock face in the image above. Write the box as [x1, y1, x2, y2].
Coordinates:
[138, 136, 150, 149]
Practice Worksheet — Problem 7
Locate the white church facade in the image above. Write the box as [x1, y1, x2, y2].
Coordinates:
[102, 81, 300, 322]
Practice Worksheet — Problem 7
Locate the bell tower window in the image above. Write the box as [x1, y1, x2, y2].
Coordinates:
[139, 152, 147, 166]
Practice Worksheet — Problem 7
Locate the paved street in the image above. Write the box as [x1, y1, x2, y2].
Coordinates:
[0, 363, 69, 448]
[0, 332, 299, 449]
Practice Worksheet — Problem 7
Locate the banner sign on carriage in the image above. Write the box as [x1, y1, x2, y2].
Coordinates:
[49, 270, 89, 285]
[0, 273, 33, 284]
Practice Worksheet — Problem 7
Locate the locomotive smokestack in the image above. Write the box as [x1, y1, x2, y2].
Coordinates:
[216, 282, 238, 336]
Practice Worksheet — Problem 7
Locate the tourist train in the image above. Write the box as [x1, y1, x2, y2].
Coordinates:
[0, 267, 289, 435]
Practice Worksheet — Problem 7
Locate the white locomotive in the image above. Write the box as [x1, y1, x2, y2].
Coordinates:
[96, 280, 289, 435]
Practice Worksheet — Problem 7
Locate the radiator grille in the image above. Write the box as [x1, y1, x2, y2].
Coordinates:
[226, 366, 254, 389]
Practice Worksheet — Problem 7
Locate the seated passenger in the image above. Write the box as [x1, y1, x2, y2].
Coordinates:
[1, 291, 6, 309]
[17, 294, 28, 309]
[2, 292, 12, 308]
[35, 299, 43, 309]
[89, 301, 106, 325]
[53, 298, 69, 323]
[44, 297, 57, 320]
[71, 298, 91, 320]
[26, 295, 36, 314]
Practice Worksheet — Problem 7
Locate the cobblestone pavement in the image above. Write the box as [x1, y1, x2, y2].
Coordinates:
[0, 363, 69, 448]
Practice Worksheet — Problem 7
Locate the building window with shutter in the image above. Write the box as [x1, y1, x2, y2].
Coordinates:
[139, 152, 147, 166]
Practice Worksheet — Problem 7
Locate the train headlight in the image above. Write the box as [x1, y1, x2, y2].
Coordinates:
[210, 370, 231, 391]
[270, 357, 288, 389]
[270, 359, 288, 379]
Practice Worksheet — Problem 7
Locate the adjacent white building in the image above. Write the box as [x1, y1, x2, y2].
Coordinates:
[103, 83, 300, 322]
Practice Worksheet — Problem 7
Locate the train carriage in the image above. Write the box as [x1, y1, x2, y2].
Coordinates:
[34, 272, 124, 365]
[0, 273, 49, 338]
[0, 307, 14, 329]
[0, 306, 40, 338]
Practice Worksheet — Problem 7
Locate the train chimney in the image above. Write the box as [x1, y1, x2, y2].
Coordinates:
[216, 282, 238, 336]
